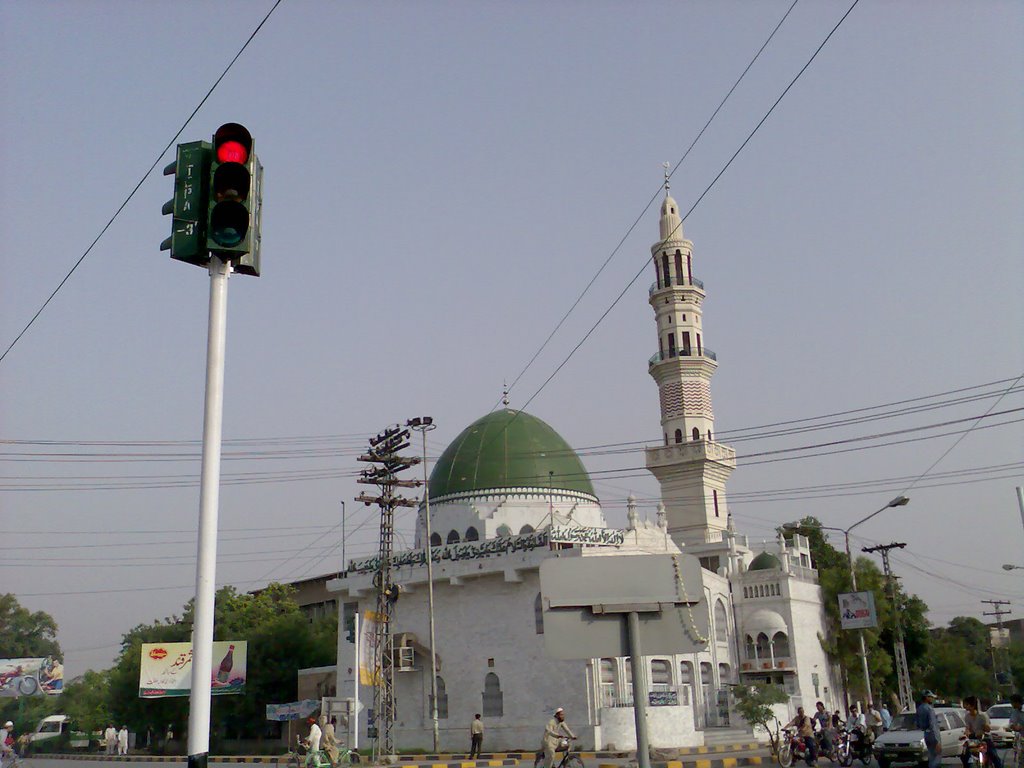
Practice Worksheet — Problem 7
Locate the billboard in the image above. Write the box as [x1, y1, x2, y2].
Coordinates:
[139, 641, 246, 698]
[357, 611, 381, 686]
[0, 657, 63, 697]
[838, 591, 877, 630]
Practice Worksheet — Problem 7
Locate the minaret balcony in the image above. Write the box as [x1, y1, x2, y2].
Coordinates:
[649, 276, 704, 295]
[649, 347, 717, 366]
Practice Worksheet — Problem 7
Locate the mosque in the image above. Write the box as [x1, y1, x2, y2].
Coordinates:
[328, 186, 840, 750]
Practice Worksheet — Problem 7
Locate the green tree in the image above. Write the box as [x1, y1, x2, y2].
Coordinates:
[105, 583, 336, 750]
[918, 631, 990, 699]
[0, 594, 62, 658]
[733, 683, 789, 754]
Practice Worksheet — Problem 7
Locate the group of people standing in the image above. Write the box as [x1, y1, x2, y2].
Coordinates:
[102, 725, 129, 756]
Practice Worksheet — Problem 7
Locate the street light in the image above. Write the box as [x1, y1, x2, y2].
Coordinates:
[407, 416, 439, 753]
[783, 495, 909, 708]
[1003, 564, 1024, 571]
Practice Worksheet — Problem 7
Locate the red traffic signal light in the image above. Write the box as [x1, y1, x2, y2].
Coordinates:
[208, 124, 253, 251]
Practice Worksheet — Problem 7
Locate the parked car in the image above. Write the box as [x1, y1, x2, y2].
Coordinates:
[873, 708, 968, 768]
[986, 704, 1015, 747]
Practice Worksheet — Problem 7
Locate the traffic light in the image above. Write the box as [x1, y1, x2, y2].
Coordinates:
[160, 141, 211, 266]
[343, 603, 357, 643]
[207, 123, 262, 276]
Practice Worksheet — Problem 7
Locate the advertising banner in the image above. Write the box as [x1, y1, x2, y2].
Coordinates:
[139, 641, 247, 698]
[0, 657, 63, 697]
[358, 611, 380, 686]
[266, 699, 321, 721]
[838, 591, 877, 630]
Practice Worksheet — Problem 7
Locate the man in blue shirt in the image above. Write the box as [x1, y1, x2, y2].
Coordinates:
[915, 691, 941, 768]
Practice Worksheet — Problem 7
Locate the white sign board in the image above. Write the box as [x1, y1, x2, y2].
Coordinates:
[838, 591, 877, 630]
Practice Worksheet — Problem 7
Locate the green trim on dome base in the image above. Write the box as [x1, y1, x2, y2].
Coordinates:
[428, 409, 597, 502]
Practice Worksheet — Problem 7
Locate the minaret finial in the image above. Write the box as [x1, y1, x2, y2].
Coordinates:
[663, 161, 671, 196]
[502, 381, 510, 408]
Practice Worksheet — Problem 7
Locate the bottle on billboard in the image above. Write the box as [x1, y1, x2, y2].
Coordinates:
[216, 645, 235, 683]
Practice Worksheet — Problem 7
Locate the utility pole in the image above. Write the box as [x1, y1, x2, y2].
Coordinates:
[862, 542, 912, 711]
[356, 425, 421, 762]
[982, 599, 1013, 692]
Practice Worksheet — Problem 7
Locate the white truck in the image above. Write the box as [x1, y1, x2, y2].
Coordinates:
[30, 716, 94, 749]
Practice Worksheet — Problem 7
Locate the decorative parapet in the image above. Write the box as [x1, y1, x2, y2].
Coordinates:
[346, 530, 551, 574]
[645, 441, 737, 469]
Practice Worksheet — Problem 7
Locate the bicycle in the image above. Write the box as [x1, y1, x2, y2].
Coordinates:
[534, 738, 584, 768]
[279, 736, 359, 768]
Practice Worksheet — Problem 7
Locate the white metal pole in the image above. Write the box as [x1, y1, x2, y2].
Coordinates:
[846, 531, 872, 708]
[353, 611, 360, 751]
[188, 256, 231, 768]
[416, 424, 440, 753]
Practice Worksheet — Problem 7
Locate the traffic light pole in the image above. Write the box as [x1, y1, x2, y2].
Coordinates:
[187, 256, 232, 768]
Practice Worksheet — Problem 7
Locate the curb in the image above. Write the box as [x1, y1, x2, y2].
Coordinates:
[653, 756, 766, 768]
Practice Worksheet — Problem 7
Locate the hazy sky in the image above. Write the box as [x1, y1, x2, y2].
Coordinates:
[2, 1, 1021, 676]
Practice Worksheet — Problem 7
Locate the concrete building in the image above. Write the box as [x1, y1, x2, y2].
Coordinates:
[328, 185, 840, 751]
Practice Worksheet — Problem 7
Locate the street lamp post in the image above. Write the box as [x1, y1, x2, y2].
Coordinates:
[1003, 564, 1024, 571]
[407, 417, 439, 753]
[785, 495, 909, 708]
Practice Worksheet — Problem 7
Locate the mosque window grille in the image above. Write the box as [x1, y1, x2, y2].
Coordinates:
[714, 600, 729, 644]
[482, 672, 503, 717]
[495, 524, 512, 538]
[465, 526, 480, 541]
[430, 532, 442, 547]
[430, 676, 449, 719]
[534, 593, 544, 635]
[446, 530, 461, 544]
[519, 524, 535, 535]
[650, 659, 672, 692]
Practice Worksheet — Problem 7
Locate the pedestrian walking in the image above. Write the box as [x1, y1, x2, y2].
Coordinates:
[117, 726, 128, 756]
[868, 703, 884, 741]
[880, 703, 892, 731]
[470, 714, 484, 758]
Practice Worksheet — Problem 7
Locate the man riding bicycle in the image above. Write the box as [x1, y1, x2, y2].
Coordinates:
[542, 708, 576, 768]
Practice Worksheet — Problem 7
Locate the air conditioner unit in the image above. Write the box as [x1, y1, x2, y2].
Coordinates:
[394, 647, 415, 671]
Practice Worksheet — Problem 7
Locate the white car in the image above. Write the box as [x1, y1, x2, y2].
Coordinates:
[873, 709, 968, 768]
[986, 704, 1014, 748]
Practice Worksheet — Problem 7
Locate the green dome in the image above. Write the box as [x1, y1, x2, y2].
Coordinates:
[748, 551, 782, 571]
[428, 409, 597, 502]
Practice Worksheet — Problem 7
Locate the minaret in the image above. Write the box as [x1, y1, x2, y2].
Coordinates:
[645, 170, 736, 546]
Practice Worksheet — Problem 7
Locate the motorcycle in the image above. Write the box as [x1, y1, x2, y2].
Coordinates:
[962, 737, 989, 768]
[778, 729, 810, 768]
[834, 729, 854, 768]
[846, 728, 872, 766]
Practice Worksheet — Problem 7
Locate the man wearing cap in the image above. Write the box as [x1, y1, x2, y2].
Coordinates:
[542, 708, 576, 768]
[1, 721, 15, 762]
[915, 691, 941, 768]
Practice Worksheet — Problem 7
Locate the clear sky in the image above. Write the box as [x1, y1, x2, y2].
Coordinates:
[2, 0, 1021, 676]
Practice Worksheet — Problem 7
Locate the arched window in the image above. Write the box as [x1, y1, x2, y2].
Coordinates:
[692, 428, 700, 441]
[662, 253, 670, 286]
[674, 429, 683, 444]
[651, 659, 672, 691]
[707, 430, 713, 441]
[465, 526, 480, 541]
[446, 530, 461, 544]
[600, 659, 617, 708]
[674, 251, 683, 286]
[773, 631, 790, 658]
[718, 663, 731, 684]
[745, 634, 756, 659]
[519, 524, 535, 535]
[699, 661, 713, 685]
[432, 675, 449, 719]
[534, 593, 544, 635]
[496, 524, 512, 538]
[430, 532, 442, 547]
[482, 672, 503, 717]
[714, 600, 728, 644]
[679, 660, 693, 705]
[756, 632, 771, 658]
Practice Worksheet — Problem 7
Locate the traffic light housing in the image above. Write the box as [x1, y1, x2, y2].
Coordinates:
[343, 602, 357, 643]
[207, 123, 262, 276]
[160, 141, 212, 266]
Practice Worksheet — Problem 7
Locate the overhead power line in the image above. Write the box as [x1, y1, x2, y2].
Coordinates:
[0, 0, 285, 365]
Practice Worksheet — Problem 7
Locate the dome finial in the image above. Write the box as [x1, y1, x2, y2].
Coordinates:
[663, 161, 671, 197]
[501, 381, 510, 408]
